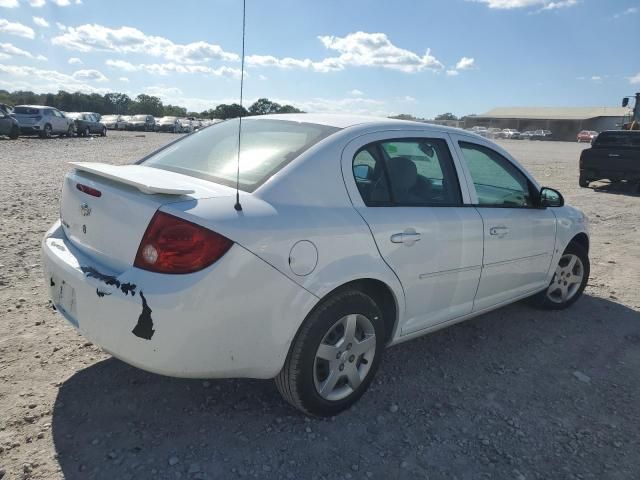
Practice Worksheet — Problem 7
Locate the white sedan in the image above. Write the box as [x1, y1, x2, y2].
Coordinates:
[42, 114, 590, 415]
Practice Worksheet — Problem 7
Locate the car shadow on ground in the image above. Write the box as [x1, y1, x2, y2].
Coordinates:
[52, 294, 640, 480]
[591, 181, 640, 197]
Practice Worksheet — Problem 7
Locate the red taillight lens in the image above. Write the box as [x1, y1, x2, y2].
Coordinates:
[76, 183, 102, 197]
[134, 212, 232, 274]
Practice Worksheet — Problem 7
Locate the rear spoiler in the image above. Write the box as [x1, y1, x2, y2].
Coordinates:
[69, 162, 195, 195]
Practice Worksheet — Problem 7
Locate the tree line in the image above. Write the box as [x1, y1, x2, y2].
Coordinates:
[0, 90, 303, 119]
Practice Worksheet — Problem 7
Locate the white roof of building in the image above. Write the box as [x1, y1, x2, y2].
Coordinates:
[476, 106, 630, 120]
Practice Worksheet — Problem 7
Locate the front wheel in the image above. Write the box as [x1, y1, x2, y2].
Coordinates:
[66, 125, 74, 137]
[9, 125, 19, 139]
[275, 289, 385, 416]
[100, 127, 107, 137]
[528, 243, 589, 310]
[579, 176, 590, 188]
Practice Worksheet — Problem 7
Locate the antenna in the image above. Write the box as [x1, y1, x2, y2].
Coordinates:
[234, 0, 247, 212]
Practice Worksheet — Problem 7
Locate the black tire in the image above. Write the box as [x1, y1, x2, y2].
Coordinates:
[528, 242, 589, 310]
[579, 176, 590, 188]
[66, 125, 74, 137]
[40, 124, 52, 139]
[83, 127, 90, 137]
[9, 125, 19, 140]
[100, 127, 107, 137]
[275, 289, 386, 416]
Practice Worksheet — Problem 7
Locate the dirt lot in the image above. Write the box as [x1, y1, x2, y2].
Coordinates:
[1, 131, 639, 480]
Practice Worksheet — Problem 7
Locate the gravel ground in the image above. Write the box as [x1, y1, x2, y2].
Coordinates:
[0, 131, 639, 480]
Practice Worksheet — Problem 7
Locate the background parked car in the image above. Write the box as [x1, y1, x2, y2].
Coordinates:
[521, 131, 535, 140]
[66, 112, 106, 137]
[502, 128, 522, 140]
[178, 118, 194, 133]
[468, 126, 489, 137]
[156, 116, 181, 133]
[531, 129, 553, 141]
[101, 115, 128, 130]
[487, 127, 503, 139]
[0, 104, 20, 139]
[12, 105, 74, 138]
[127, 114, 156, 131]
[577, 130, 598, 143]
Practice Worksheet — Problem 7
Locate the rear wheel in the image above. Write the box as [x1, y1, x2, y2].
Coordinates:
[100, 127, 107, 137]
[66, 125, 74, 137]
[579, 176, 590, 188]
[276, 289, 385, 416]
[528, 243, 589, 310]
[40, 124, 52, 139]
[9, 125, 19, 139]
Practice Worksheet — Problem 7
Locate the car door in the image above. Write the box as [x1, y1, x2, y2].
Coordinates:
[53, 110, 67, 133]
[0, 111, 10, 135]
[451, 135, 557, 311]
[342, 132, 484, 335]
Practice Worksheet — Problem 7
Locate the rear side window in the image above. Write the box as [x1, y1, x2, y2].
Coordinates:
[144, 118, 340, 192]
[594, 132, 640, 147]
[13, 107, 40, 115]
[353, 138, 462, 206]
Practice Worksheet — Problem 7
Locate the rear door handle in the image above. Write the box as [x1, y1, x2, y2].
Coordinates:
[489, 226, 509, 237]
[608, 154, 621, 158]
[390, 230, 422, 245]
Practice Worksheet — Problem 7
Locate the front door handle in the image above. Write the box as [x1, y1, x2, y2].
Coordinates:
[391, 230, 422, 245]
[608, 153, 621, 158]
[489, 225, 509, 237]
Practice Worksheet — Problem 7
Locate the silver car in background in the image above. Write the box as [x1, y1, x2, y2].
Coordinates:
[12, 105, 74, 138]
[102, 115, 128, 130]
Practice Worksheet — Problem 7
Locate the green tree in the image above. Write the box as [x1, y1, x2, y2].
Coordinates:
[128, 94, 164, 116]
[104, 92, 131, 114]
[435, 113, 458, 121]
[209, 103, 248, 119]
[389, 113, 419, 121]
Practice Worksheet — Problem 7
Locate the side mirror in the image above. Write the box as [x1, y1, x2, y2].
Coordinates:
[622, 98, 629, 108]
[540, 187, 564, 208]
[353, 164, 373, 181]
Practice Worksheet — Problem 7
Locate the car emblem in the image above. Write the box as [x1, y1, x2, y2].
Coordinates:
[80, 202, 91, 216]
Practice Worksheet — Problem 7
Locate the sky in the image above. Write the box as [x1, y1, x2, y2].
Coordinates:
[0, 0, 639, 118]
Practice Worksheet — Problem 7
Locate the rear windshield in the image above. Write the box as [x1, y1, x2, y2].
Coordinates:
[13, 107, 40, 115]
[143, 118, 340, 192]
[594, 132, 640, 147]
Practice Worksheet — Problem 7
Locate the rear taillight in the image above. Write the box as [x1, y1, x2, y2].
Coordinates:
[76, 183, 102, 197]
[134, 211, 232, 274]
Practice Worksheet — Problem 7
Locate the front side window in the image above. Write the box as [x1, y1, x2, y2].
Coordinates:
[352, 138, 462, 206]
[458, 141, 533, 208]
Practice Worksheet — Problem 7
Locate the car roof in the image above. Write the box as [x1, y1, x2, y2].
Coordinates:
[254, 113, 469, 136]
[15, 105, 54, 109]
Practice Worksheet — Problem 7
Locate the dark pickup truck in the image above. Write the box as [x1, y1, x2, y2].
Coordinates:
[579, 130, 640, 187]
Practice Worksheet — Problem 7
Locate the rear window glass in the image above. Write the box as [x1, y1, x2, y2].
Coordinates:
[594, 132, 640, 147]
[13, 107, 40, 115]
[143, 118, 340, 192]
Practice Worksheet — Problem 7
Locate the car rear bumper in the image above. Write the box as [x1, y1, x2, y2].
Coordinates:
[19, 125, 41, 133]
[41, 221, 318, 379]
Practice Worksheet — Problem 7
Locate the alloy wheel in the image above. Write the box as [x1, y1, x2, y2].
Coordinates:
[546, 253, 584, 304]
[313, 314, 376, 401]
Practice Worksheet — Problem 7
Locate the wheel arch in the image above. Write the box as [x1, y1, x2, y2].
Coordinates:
[306, 278, 400, 344]
[568, 232, 589, 254]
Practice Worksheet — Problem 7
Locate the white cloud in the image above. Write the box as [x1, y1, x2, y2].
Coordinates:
[455, 57, 475, 70]
[67, 56, 82, 64]
[630, 73, 640, 85]
[0, 19, 36, 39]
[53, 23, 238, 64]
[470, 0, 577, 9]
[0, 42, 46, 60]
[614, 7, 638, 18]
[402, 95, 416, 102]
[0, 0, 19, 8]
[247, 32, 446, 74]
[105, 58, 242, 78]
[118, 76, 129, 82]
[318, 32, 444, 73]
[28, 0, 46, 6]
[145, 85, 183, 98]
[349, 89, 364, 96]
[32, 16, 49, 27]
[0, 63, 110, 93]
[72, 68, 108, 82]
[591, 75, 602, 82]
[446, 69, 460, 76]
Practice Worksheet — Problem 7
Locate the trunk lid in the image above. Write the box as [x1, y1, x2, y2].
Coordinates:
[60, 163, 235, 272]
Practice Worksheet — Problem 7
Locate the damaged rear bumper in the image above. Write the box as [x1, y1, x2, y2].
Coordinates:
[41, 221, 319, 379]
